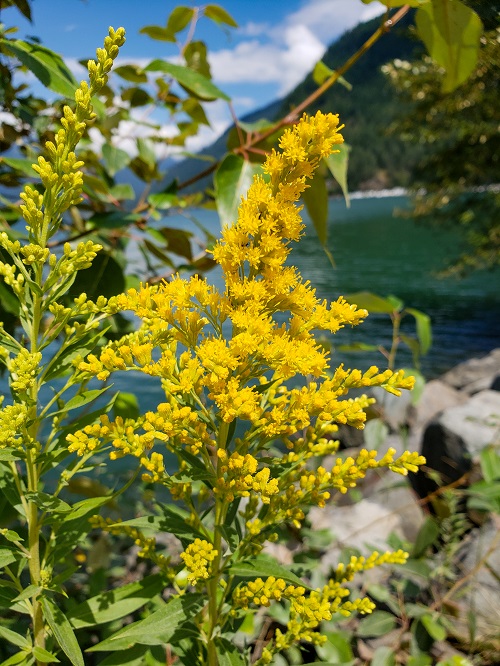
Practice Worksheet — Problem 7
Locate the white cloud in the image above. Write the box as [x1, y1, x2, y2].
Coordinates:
[208, 0, 386, 96]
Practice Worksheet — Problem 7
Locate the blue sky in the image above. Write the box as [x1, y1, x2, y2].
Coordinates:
[3, 0, 385, 154]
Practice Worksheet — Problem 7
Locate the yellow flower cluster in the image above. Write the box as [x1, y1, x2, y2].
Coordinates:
[0, 403, 30, 450]
[8, 349, 42, 396]
[333, 549, 408, 583]
[215, 450, 279, 503]
[180, 538, 218, 584]
[235, 574, 377, 659]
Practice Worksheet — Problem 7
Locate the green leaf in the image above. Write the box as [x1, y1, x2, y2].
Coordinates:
[109, 183, 135, 200]
[145, 60, 230, 101]
[363, 418, 389, 451]
[139, 26, 175, 42]
[0, 548, 18, 568]
[2, 529, 23, 543]
[113, 65, 148, 84]
[0, 449, 22, 462]
[47, 387, 111, 419]
[479, 446, 500, 483]
[0, 626, 30, 649]
[41, 597, 84, 666]
[325, 144, 351, 207]
[97, 645, 149, 665]
[137, 138, 156, 169]
[229, 556, 309, 590]
[88, 594, 204, 651]
[151, 227, 193, 260]
[405, 307, 432, 355]
[215, 154, 261, 228]
[357, 611, 396, 637]
[113, 391, 140, 421]
[88, 212, 143, 229]
[371, 646, 396, 666]
[0, 652, 32, 666]
[112, 506, 205, 543]
[0, 156, 36, 177]
[344, 291, 396, 314]
[421, 613, 447, 641]
[215, 638, 246, 665]
[411, 517, 440, 558]
[204, 5, 238, 27]
[416, 0, 483, 93]
[68, 574, 166, 628]
[24, 492, 71, 514]
[102, 143, 131, 177]
[302, 171, 328, 246]
[166, 6, 195, 36]
[31, 648, 59, 663]
[312, 60, 352, 90]
[1, 39, 78, 98]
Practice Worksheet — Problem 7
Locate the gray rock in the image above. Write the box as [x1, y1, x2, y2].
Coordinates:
[412, 389, 500, 498]
[441, 348, 500, 395]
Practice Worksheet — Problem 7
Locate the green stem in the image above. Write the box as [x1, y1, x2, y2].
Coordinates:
[206, 421, 230, 665]
[388, 312, 401, 371]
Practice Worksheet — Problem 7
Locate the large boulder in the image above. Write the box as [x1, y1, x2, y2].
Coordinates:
[412, 390, 500, 498]
[441, 348, 500, 395]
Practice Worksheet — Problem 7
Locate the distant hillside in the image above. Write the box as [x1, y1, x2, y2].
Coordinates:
[172, 11, 423, 193]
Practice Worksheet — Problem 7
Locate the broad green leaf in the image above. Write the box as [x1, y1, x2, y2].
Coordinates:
[479, 445, 500, 484]
[229, 556, 310, 590]
[2, 530, 23, 542]
[325, 144, 351, 207]
[312, 60, 352, 90]
[357, 610, 396, 637]
[41, 597, 84, 666]
[344, 291, 396, 314]
[24, 492, 71, 514]
[1, 39, 78, 98]
[215, 638, 247, 666]
[102, 143, 131, 177]
[315, 630, 354, 663]
[139, 26, 175, 42]
[112, 507, 205, 542]
[0, 652, 32, 665]
[0, 626, 30, 649]
[421, 613, 447, 641]
[68, 574, 166, 628]
[47, 387, 111, 419]
[31, 648, 59, 663]
[371, 646, 396, 666]
[0, 282, 20, 316]
[0, 156, 36, 177]
[0, 449, 22, 462]
[62, 496, 113, 522]
[215, 154, 261, 228]
[184, 41, 211, 78]
[113, 391, 140, 421]
[109, 183, 135, 200]
[151, 227, 193, 260]
[302, 171, 328, 245]
[137, 138, 156, 169]
[406, 307, 432, 355]
[0, 548, 18, 568]
[148, 193, 178, 210]
[113, 65, 148, 84]
[411, 517, 440, 558]
[204, 5, 238, 27]
[88, 594, 204, 650]
[6, 0, 32, 20]
[98, 645, 149, 665]
[145, 60, 230, 101]
[166, 6, 194, 36]
[416, 0, 483, 93]
[88, 212, 143, 229]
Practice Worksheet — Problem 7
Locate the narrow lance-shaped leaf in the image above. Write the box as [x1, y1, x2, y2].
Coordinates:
[416, 0, 483, 92]
[325, 143, 351, 207]
[204, 5, 238, 27]
[405, 307, 432, 355]
[0, 38, 78, 98]
[144, 60, 230, 101]
[215, 154, 262, 228]
[302, 170, 329, 246]
[41, 597, 84, 666]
